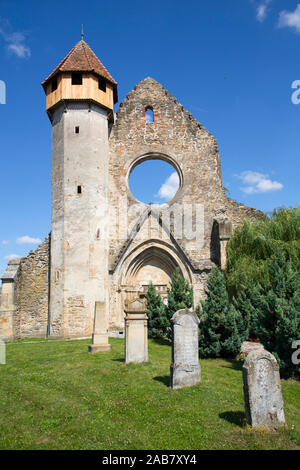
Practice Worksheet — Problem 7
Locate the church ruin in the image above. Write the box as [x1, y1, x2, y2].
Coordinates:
[0, 39, 262, 340]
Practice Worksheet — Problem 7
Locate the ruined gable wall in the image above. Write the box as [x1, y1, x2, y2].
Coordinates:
[14, 236, 50, 338]
[108, 78, 263, 270]
[225, 197, 265, 229]
[108, 77, 226, 270]
[108, 78, 227, 324]
[107, 78, 264, 324]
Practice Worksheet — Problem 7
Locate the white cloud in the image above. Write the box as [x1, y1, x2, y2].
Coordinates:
[4, 254, 20, 261]
[1, 240, 10, 245]
[145, 109, 154, 123]
[256, 0, 272, 23]
[257, 5, 267, 22]
[237, 171, 283, 194]
[16, 235, 41, 244]
[0, 19, 31, 58]
[156, 172, 180, 201]
[7, 42, 30, 58]
[278, 4, 300, 34]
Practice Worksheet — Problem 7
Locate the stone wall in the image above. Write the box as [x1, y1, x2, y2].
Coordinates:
[13, 236, 50, 339]
[225, 197, 265, 229]
[0, 258, 21, 340]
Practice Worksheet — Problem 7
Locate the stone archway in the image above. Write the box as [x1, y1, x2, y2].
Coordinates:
[124, 246, 180, 304]
[116, 240, 192, 311]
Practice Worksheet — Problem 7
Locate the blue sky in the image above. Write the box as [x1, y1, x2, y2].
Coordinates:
[1, 0, 300, 275]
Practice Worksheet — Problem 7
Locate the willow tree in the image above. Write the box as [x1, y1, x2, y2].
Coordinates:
[226, 207, 300, 377]
[226, 207, 300, 298]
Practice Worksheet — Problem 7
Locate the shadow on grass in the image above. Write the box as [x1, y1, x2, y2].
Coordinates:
[153, 375, 170, 387]
[219, 411, 246, 427]
[150, 338, 171, 347]
[221, 359, 243, 371]
[112, 358, 124, 363]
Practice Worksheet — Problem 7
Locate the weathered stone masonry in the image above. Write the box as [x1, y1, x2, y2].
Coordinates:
[0, 237, 50, 339]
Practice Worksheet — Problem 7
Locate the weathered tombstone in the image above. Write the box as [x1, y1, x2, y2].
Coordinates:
[170, 308, 201, 389]
[88, 301, 111, 353]
[238, 340, 264, 360]
[124, 298, 148, 363]
[243, 350, 285, 428]
[0, 340, 6, 365]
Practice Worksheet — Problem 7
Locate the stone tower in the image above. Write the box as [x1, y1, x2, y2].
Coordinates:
[42, 39, 118, 337]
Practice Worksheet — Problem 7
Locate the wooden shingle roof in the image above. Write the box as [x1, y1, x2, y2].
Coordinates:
[42, 40, 118, 102]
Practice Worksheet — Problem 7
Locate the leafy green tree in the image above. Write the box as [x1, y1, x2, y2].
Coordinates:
[226, 207, 300, 298]
[226, 207, 300, 377]
[198, 267, 249, 358]
[146, 282, 168, 339]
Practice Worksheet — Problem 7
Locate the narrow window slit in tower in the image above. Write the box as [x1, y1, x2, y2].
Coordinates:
[77, 185, 82, 194]
[75, 126, 79, 134]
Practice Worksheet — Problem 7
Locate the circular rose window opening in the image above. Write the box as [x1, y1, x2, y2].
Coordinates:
[129, 159, 180, 205]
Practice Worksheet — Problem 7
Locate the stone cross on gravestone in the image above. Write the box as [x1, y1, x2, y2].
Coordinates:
[170, 308, 201, 389]
[124, 298, 148, 364]
[243, 349, 285, 428]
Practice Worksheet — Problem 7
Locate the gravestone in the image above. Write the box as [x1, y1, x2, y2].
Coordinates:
[170, 308, 201, 389]
[243, 350, 285, 428]
[0, 340, 5, 365]
[88, 301, 111, 353]
[237, 341, 264, 360]
[124, 299, 148, 363]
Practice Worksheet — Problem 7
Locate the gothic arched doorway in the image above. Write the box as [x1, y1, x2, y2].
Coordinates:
[117, 241, 191, 309]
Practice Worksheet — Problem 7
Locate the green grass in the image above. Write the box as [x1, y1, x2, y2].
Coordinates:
[0, 338, 299, 450]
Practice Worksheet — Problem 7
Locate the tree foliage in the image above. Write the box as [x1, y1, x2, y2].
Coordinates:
[166, 268, 193, 324]
[234, 248, 300, 377]
[198, 267, 248, 358]
[145, 269, 194, 340]
[226, 207, 300, 298]
[146, 282, 168, 339]
[227, 207, 300, 377]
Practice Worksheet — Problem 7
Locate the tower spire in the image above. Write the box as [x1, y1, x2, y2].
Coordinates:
[81, 24, 84, 41]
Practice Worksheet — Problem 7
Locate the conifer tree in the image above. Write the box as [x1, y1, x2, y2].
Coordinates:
[165, 268, 194, 339]
[146, 282, 168, 339]
[198, 267, 249, 358]
[166, 268, 193, 321]
[235, 249, 300, 377]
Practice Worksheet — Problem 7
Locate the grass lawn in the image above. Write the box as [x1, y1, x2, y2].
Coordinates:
[0, 337, 299, 450]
